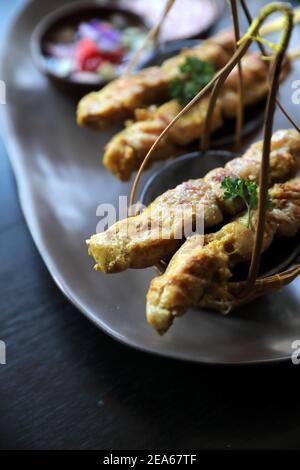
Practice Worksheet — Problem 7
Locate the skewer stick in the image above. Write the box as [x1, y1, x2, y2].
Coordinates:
[128, 2, 300, 305]
[229, 260, 300, 308]
[260, 5, 300, 35]
[229, 0, 244, 150]
[240, 0, 300, 133]
[202, 0, 244, 152]
[129, 3, 297, 213]
[129, 39, 251, 212]
[201, 43, 300, 152]
[124, 0, 176, 76]
[241, 2, 294, 295]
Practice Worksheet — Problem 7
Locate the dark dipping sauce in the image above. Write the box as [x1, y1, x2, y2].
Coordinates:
[119, 0, 222, 42]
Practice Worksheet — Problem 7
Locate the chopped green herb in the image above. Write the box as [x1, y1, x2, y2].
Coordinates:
[169, 56, 215, 106]
[221, 176, 275, 229]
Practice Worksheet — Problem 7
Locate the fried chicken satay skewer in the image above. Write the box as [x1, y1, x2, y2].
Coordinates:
[104, 51, 291, 181]
[77, 30, 234, 130]
[146, 177, 300, 334]
[240, 0, 300, 134]
[87, 129, 300, 274]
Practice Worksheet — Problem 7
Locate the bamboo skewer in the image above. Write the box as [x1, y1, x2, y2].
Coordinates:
[229, 0, 244, 150]
[125, 0, 176, 76]
[240, 0, 300, 134]
[243, 2, 294, 298]
[260, 5, 300, 35]
[129, 2, 300, 308]
[130, 3, 300, 210]
[129, 39, 251, 210]
[229, 261, 300, 308]
[201, 0, 244, 152]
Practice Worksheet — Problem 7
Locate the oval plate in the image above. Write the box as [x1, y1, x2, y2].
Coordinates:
[1, 0, 300, 365]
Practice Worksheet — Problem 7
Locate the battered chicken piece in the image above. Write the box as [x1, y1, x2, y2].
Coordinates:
[103, 53, 291, 181]
[146, 178, 300, 334]
[77, 30, 234, 129]
[102, 119, 182, 182]
[221, 52, 290, 118]
[88, 179, 224, 273]
[87, 129, 300, 274]
[155, 97, 223, 146]
[161, 29, 234, 78]
[77, 67, 167, 130]
[103, 97, 223, 181]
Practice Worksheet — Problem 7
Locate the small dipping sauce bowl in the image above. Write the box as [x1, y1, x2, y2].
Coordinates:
[31, 1, 152, 95]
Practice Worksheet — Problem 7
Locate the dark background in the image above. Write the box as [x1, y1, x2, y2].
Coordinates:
[1, 0, 300, 450]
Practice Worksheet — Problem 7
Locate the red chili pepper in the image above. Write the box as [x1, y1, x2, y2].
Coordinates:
[75, 37, 124, 71]
[75, 37, 100, 71]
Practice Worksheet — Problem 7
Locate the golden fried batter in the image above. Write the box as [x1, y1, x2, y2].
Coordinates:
[146, 177, 300, 334]
[103, 53, 290, 181]
[103, 97, 222, 181]
[77, 30, 234, 129]
[87, 129, 300, 274]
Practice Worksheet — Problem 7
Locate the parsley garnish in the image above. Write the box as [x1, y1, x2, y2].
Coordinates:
[221, 176, 275, 230]
[169, 56, 215, 106]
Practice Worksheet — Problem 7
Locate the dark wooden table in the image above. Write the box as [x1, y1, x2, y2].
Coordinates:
[1, 0, 300, 451]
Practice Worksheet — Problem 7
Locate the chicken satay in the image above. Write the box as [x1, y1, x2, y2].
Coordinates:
[221, 52, 291, 118]
[87, 129, 300, 274]
[225, 127, 300, 182]
[103, 52, 291, 180]
[102, 119, 182, 182]
[146, 177, 300, 334]
[77, 30, 234, 129]
[88, 179, 224, 273]
[154, 52, 281, 130]
[103, 97, 223, 181]
[77, 67, 167, 130]
[160, 29, 234, 79]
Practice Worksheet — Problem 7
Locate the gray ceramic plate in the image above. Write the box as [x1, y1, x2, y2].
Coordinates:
[1, 0, 300, 364]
